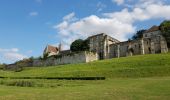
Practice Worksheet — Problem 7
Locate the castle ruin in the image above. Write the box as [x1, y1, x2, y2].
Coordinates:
[41, 25, 168, 66]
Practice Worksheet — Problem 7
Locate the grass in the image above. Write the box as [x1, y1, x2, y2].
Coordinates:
[0, 77, 170, 100]
[0, 53, 170, 78]
[0, 53, 170, 99]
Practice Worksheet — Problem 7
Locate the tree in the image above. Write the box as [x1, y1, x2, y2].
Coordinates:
[132, 29, 146, 40]
[82, 39, 90, 51]
[70, 39, 89, 52]
[43, 52, 49, 60]
[160, 20, 170, 48]
[0, 63, 6, 70]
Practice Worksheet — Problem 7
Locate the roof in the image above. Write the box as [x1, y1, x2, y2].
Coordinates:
[87, 33, 120, 42]
[59, 50, 71, 55]
[45, 45, 58, 53]
[87, 33, 105, 39]
[144, 25, 160, 33]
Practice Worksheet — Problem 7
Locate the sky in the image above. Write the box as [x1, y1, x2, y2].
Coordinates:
[0, 0, 170, 64]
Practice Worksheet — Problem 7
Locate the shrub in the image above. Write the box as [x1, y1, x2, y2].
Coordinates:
[7, 80, 35, 87]
[0, 64, 6, 70]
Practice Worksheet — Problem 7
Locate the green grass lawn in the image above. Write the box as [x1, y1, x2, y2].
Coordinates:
[0, 53, 170, 78]
[0, 53, 170, 100]
[0, 77, 170, 100]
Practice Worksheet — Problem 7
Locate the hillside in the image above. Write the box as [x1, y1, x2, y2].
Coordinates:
[1, 53, 170, 78]
[0, 53, 170, 100]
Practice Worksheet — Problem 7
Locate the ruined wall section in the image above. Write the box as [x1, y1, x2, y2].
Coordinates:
[33, 51, 98, 67]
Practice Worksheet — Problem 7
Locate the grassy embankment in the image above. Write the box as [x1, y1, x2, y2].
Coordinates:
[0, 53, 170, 100]
[0, 53, 170, 78]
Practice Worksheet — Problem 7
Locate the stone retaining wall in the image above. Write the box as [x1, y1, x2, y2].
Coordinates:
[33, 51, 98, 67]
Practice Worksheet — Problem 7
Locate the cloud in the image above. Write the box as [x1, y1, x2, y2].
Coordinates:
[29, 12, 39, 16]
[63, 12, 76, 21]
[0, 48, 27, 63]
[54, 13, 135, 49]
[4, 52, 27, 62]
[35, 0, 43, 4]
[97, 2, 107, 12]
[112, 0, 124, 5]
[27, 50, 33, 54]
[53, 0, 170, 50]
[0, 48, 19, 52]
[104, 4, 170, 22]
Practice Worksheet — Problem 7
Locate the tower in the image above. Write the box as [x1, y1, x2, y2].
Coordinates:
[58, 43, 62, 52]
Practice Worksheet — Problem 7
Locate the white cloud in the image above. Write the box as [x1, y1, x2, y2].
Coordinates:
[112, 0, 124, 5]
[54, 14, 135, 49]
[0, 48, 19, 52]
[63, 12, 76, 21]
[27, 50, 33, 54]
[0, 48, 27, 63]
[97, 2, 107, 12]
[104, 3, 170, 22]
[53, 0, 170, 50]
[4, 52, 27, 62]
[29, 12, 39, 16]
[35, 0, 43, 4]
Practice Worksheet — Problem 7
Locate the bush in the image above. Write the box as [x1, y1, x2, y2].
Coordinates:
[0, 64, 5, 70]
[14, 66, 23, 72]
[7, 80, 35, 87]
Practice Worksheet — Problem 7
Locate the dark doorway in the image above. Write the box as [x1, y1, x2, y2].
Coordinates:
[168, 43, 170, 48]
[129, 48, 134, 56]
[99, 52, 104, 60]
[148, 47, 151, 53]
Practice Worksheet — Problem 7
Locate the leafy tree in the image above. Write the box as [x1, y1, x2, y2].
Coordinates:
[29, 56, 34, 61]
[132, 29, 146, 40]
[82, 39, 90, 51]
[160, 20, 170, 48]
[43, 52, 49, 60]
[70, 39, 89, 52]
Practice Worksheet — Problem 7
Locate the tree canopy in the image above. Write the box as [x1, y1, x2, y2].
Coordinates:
[132, 29, 146, 40]
[160, 20, 170, 47]
[70, 39, 89, 52]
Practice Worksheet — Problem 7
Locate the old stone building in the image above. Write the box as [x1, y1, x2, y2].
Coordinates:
[41, 25, 168, 67]
[87, 33, 120, 59]
[142, 25, 168, 54]
[109, 25, 168, 58]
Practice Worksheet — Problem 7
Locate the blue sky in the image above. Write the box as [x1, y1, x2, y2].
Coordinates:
[0, 0, 170, 64]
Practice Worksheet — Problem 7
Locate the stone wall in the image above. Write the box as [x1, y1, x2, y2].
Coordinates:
[109, 35, 168, 59]
[33, 51, 98, 67]
[109, 39, 144, 58]
[87, 33, 119, 60]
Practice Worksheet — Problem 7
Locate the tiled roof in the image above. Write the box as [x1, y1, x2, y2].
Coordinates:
[145, 25, 160, 33]
[46, 45, 58, 53]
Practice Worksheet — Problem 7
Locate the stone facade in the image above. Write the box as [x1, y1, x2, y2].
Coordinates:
[33, 51, 98, 67]
[109, 39, 145, 58]
[87, 33, 120, 59]
[142, 26, 168, 54]
[108, 26, 168, 58]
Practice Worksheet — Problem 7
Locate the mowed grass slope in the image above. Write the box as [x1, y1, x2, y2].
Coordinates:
[0, 53, 170, 78]
[0, 53, 170, 100]
[0, 77, 170, 100]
